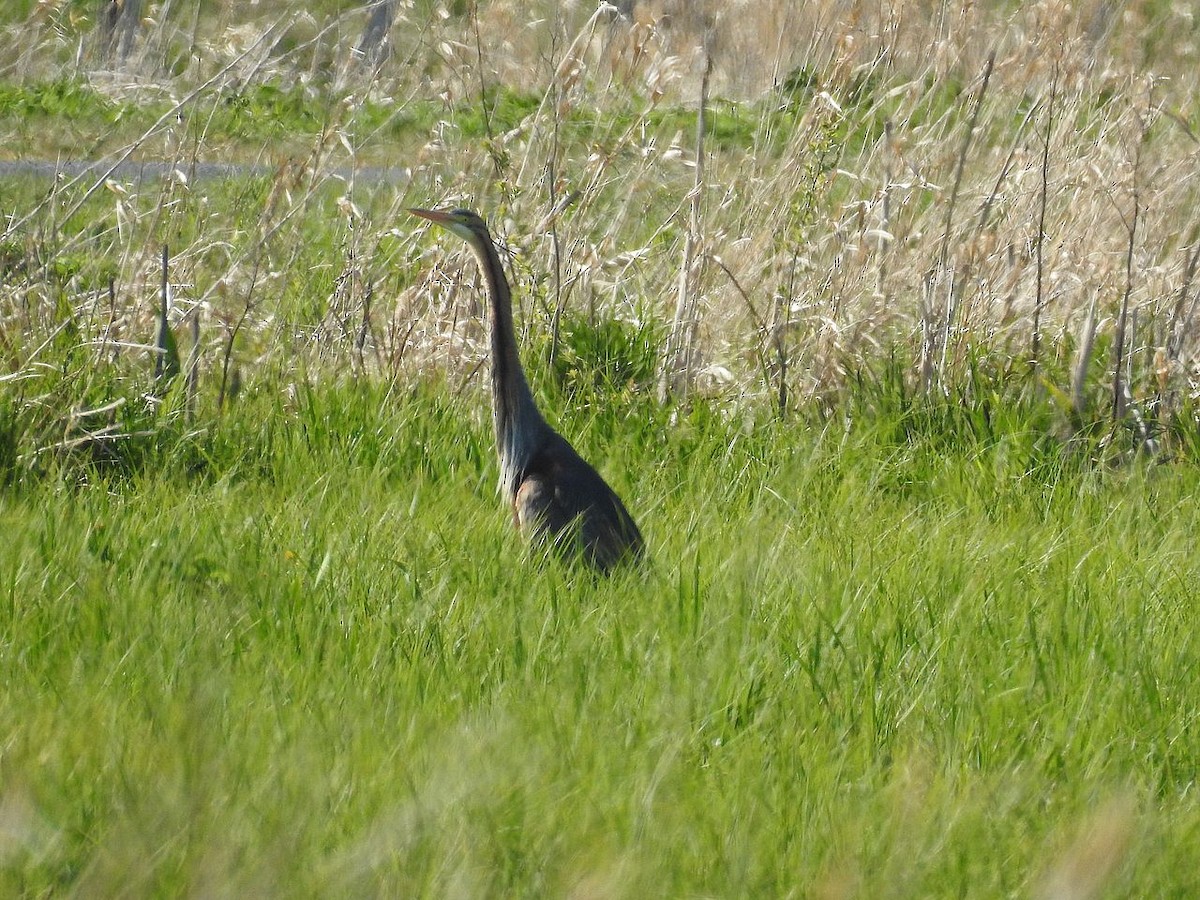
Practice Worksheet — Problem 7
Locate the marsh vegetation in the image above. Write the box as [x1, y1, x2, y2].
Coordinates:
[1, 1, 1199, 895]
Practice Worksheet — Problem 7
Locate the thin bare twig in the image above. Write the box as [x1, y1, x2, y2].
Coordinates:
[1111, 177, 1140, 422]
[185, 311, 201, 423]
[936, 52, 994, 386]
[1072, 293, 1099, 423]
[1165, 236, 1200, 363]
[938, 52, 995, 276]
[218, 256, 261, 410]
[976, 101, 1041, 234]
[154, 244, 180, 386]
[659, 44, 712, 403]
[709, 254, 775, 408]
[1112, 83, 1156, 427]
[1032, 63, 1058, 373]
[469, 0, 503, 184]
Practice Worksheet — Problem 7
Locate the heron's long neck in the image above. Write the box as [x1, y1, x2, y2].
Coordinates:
[472, 237, 547, 496]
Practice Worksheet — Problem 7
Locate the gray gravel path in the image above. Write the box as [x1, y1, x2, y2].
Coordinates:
[0, 159, 412, 185]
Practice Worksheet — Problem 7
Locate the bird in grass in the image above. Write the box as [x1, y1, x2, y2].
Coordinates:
[410, 207, 644, 573]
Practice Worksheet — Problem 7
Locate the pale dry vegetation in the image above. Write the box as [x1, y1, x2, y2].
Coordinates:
[2, 0, 1200, 458]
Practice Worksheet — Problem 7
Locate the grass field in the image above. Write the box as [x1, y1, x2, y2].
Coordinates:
[3, 381, 1198, 896]
[2, 1, 1200, 896]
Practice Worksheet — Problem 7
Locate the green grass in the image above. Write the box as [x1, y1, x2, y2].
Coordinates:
[1, 378, 1198, 896]
[0, 79, 423, 162]
[3, 2, 1200, 893]
[0, 77, 788, 167]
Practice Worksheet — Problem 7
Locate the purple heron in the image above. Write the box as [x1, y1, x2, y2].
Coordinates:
[411, 207, 644, 572]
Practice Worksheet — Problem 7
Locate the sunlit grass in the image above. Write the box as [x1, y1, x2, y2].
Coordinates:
[1, 380, 1198, 895]
[2, 1, 1200, 896]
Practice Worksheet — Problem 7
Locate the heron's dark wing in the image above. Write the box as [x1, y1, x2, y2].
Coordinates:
[515, 433, 643, 572]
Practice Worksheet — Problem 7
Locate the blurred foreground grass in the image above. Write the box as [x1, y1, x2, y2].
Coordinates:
[1, 380, 1199, 895]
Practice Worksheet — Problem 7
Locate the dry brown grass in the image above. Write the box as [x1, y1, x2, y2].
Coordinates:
[2, 0, 1200, 433]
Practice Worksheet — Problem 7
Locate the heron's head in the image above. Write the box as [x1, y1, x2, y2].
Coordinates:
[409, 207, 490, 245]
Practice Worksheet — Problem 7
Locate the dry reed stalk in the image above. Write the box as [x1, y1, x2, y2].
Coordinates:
[217, 254, 260, 411]
[154, 245, 180, 386]
[467, 1, 505, 185]
[708, 255, 776, 411]
[919, 273, 936, 393]
[1112, 97, 1148, 423]
[1165, 238, 1200, 364]
[97, 278, 119, 366]
[935, 52, 995, 389]
[1071, 291, 1099, 425]
[542, 19, 568, 374]
[658, 45, 711, 403]
[1111, 204, 1138, 423]
[185, 311, 201, 423]
[1032, 61, 1059, 375]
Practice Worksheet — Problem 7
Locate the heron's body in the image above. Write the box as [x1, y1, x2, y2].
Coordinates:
[411, 207, 643, 572]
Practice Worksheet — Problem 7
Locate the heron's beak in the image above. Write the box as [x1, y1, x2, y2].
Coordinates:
[409, 207, 455, 226]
